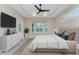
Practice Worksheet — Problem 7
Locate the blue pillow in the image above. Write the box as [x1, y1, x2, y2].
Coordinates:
[56, 31, 69, 40]
[61, 34, 69, 40]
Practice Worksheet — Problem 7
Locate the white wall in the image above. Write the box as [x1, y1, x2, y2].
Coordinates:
[24, 18, 59, 36]
[0, 4, 25, 36]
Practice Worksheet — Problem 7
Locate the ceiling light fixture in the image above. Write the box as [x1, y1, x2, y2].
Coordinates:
[43, 13, 47, 16]
[32, 12, 36, 16]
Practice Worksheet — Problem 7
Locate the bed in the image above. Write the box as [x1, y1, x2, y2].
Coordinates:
[29, 34, 69, 53]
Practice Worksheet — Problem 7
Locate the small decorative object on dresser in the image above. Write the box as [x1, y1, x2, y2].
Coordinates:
[6, 29, 10, 35]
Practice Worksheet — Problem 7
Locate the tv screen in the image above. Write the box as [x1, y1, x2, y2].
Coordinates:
[1, 12, 16, 28]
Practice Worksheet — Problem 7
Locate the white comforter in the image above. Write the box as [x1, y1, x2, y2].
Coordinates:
[30, 34, 69, 51]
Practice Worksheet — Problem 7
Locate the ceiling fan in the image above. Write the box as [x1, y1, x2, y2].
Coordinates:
[34, 4, 50, 14]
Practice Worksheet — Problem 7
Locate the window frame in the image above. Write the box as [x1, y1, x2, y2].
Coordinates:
[32, 22, 48, 33]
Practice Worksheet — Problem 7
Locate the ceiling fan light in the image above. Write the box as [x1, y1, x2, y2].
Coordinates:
[32, 12, 36, 16]
[43, 13, 47, 16]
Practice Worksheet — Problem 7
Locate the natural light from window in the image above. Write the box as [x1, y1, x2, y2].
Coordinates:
[32, 23, 47, 32]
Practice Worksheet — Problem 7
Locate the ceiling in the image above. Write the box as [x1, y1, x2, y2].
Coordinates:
[8, 4, 71, 18]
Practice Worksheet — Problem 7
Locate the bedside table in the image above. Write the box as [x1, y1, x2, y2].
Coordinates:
[76, 44, 79, 55]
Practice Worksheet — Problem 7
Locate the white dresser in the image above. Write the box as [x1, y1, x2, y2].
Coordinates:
[76, 44, 79, 55]
[0, 32, 24, 52]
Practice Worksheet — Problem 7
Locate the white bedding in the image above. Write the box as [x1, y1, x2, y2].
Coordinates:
[30, 34, 69, 51]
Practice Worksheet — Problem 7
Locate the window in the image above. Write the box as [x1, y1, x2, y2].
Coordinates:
[32, 23, 47, 32]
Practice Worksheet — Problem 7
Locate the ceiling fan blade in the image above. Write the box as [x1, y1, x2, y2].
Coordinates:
[42, 10, 50, 11]
[34, 5, 40, 10]
[34, 4, 50, 14]
[37, 11, 40, 14]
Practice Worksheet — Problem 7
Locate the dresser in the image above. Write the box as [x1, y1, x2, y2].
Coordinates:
[0, 32, 24, 52]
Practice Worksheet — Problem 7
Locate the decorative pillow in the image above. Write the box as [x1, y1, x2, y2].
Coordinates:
[61, 34, 69, 40]
[69, 32, 76, 40]
[56, 31, 69, 40]
[56, 32, 61, 37]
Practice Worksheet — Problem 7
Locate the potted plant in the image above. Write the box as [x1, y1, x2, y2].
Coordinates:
[24, 28, 29, 39]
[24, 28, 29, 33]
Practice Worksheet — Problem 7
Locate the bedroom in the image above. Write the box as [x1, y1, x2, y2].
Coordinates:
[0, 4, 79, 55]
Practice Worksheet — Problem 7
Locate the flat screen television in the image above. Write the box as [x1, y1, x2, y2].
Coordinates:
[1, 12, 16, 28]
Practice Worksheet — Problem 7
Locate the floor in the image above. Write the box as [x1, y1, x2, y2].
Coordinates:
[21, 38, 76, 55]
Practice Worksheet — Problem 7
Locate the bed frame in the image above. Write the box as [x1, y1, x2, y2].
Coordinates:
[32, 48, 69, 53]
